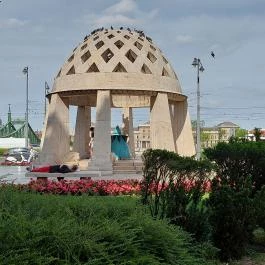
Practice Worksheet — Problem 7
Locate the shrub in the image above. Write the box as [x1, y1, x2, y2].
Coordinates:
[141, 149, 212, 242]
[0, 187, 215, 265]
[254, 186, 265, 230]
[204, 141, 265, 194]
[208, 182, 255, 261]
[253, 227, 265, 245]
[0, 148, 7, 156]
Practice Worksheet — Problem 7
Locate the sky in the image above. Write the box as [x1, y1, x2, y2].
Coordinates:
[0, 0, 265, 131]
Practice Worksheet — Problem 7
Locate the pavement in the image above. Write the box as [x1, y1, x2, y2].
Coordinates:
[0, 165, 143, 184]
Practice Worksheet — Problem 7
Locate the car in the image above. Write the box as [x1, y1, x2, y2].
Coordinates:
[4, 147, 31, 161]
[6, 147, 30, 156]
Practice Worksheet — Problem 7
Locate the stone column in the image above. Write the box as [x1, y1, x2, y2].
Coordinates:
[172, 100, 196, 156]
[73, 106, 91, 159]
[91, 90, 112, 173]
[40, 97, 50, 149]
[122, 107, 135, 157]
[150, 92, 175, 152]
[40, 93, 70, 164]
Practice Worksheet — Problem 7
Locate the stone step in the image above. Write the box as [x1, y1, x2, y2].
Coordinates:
[113, 161, 143, 166]
[113, 169, 142, 174]
[113, 163, 143, 168]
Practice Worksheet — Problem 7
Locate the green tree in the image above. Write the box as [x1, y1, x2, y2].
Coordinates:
[254, 127, 262, 142]
[235, 128, 248, 138]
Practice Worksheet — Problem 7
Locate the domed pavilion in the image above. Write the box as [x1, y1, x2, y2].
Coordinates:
[40, 28, 195, 174]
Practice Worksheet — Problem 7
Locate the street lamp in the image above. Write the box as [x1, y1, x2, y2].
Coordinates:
[44, 81, 50, 118]
[23, 66, 29, 148]
[192, 58, 204, 160]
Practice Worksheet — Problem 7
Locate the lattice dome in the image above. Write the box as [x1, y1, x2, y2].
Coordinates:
[52, 28, 183, 95]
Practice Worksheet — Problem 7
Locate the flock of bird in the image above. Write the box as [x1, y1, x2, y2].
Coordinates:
[83, 26, 153, 43]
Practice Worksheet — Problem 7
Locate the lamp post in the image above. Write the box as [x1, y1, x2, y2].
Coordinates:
[44, 81, 50, 118]
[192, 58, 204, 160]
[23, 66, 29, 148]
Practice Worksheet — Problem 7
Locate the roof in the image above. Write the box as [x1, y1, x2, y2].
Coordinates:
[51, 28, 183, 97]
[217, 121, 240, 128]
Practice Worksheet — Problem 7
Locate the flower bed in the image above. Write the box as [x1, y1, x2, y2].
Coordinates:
[23, 179, 142, 196]
[14, 178, 212, 196]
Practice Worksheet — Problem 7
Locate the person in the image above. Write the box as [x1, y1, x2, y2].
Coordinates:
[27, 146, 37, 163]
[88, 127, 94, 158]
[28, 164, 78, 173]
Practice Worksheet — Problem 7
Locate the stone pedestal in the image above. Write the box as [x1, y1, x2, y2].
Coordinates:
[172, 100, 196, 156]
[150, 92, 175, 152]
[90, 90, 112, 173]
[122, 107, 135, 157]
[40, 94, 70, 164]
[73, 106, 91, 159]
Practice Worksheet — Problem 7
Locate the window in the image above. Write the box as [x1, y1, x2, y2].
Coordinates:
[67, 54, 74, 63]
[108, 34, 115, 39]
[113, 63, 127, 72]
[81, 50, 91, 63]
[66, 65, 75, 75]
[162, 67, 169, 77]
[150, 45, 156, 51]
[147, 52, 157, 63]
[134, 41, 143, 50]
[86, 63, 99, 72]
[141, 64, 152, 74]
[101, 48, 114, 62]
[114, 40, 124, 49]
[125, 49, 137, 63]
[81, 43, 87, 50]
[95, 40, 104, 49]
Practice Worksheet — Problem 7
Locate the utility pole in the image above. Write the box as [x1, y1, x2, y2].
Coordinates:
[44, 81, 50, 119]
[192, 58, 204, 160]
[23, 66, 29, 148]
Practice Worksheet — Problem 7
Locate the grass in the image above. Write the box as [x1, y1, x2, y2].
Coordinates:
[227, 251, 265, 265]
[0, 187, 217, 265]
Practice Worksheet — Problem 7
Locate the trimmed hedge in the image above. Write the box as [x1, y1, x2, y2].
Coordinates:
[0, 187, 215, 265]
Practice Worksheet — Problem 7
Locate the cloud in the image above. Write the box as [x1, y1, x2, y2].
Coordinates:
[175, 34, 193, 44]
[79, 0, 158, 28]
[165, 14, 265, 57]
[92, 14, 139, 26]
[0, 18, 28, 29]
[104, 0, 137, 15]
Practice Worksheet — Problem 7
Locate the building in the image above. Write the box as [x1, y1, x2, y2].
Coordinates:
[134, 122, 151, 154]
[217, 121, 240, 142]
[0, 106, 40, 147]
[40, 27, 195, 173]
[133, 121, 241, 153]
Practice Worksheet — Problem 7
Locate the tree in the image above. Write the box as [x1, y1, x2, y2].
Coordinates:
[253, 127, 262, 142]
[235, 128, 248, 138]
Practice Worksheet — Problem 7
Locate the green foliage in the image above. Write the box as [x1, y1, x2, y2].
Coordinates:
[0, 148, 7, 156]
[254, 127, 262, 142]
[208, 184, 255, 261]
[235, 128, 248, 138]
[253, 186, 265, 230]
[141, 149, 213, 242]
[204, 141, 265, 193]
[252, 227, 265, 245]
[204, 141, 265, 261]
[0, 187, 213, 265]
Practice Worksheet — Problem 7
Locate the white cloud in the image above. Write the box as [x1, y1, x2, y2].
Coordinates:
[176, 34, 193, 44]
[94, 14, 139, 26]
[79, 0, 158, 29]
[0, 18, 28, 29]
[104, 0, 137, 15]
